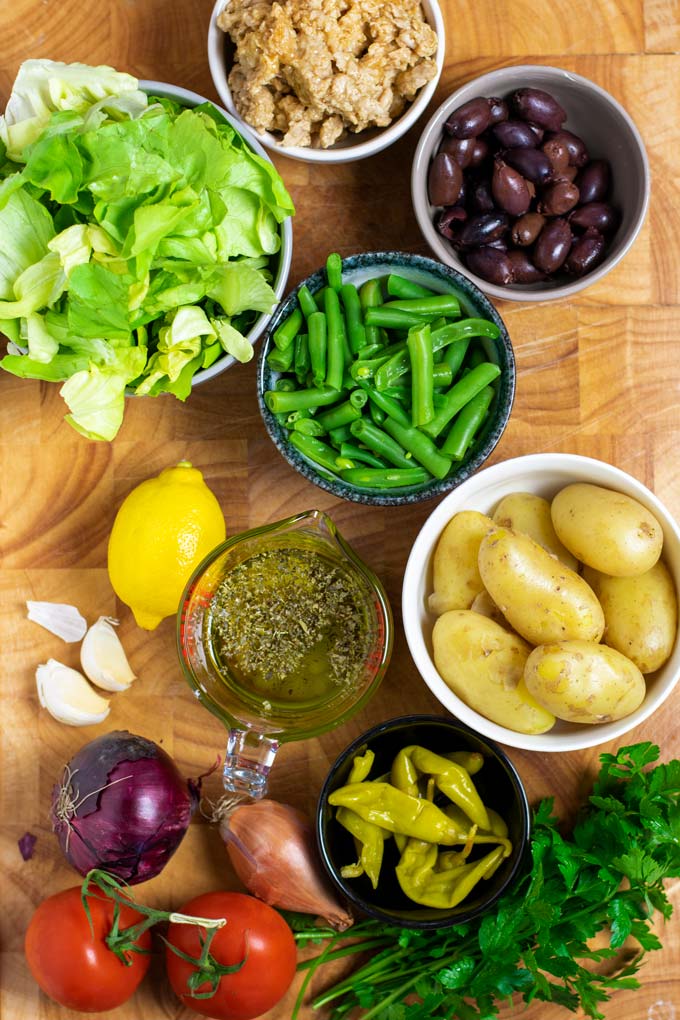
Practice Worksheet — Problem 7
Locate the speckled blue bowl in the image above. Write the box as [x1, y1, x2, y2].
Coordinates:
[257, 252, 515, 506]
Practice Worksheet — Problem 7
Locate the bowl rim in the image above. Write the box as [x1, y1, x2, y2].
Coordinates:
[316, 712, 531, 928]
[207, 0, 446, 164]
[411, 63, 651, 303]
[139, 79, 293, 385]
[402, 452, 680, 752]
[256, 250, 516, 506]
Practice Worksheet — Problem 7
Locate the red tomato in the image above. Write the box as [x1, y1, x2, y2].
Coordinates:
[24, 885, 151, 1011]
[165, 891, 297, 1019]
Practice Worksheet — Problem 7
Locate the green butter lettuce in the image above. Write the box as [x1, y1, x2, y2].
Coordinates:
[0, 59, 294, 440]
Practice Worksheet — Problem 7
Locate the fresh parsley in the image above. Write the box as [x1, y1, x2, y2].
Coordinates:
[292, 742, 680, 1020]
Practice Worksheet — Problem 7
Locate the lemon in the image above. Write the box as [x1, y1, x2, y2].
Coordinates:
[107, 461, 226, 630]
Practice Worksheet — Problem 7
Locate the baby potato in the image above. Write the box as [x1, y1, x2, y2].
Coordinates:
[551, 483, 663, 577]
[493, 491, 578, 570]
[428, 510, 495, 615]
[478, 526, 605, 646]
[470, 588, 508, 627]
[524, 640, 646, 724]
[583, 562, 678, 673]
[432, 610, 556, 734]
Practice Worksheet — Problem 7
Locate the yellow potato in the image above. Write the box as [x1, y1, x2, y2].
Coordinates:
[470, 588, 508, 627]
[478, 526, 605, 646]
[524, 640, 646, 724]
[432, 610, 556, 734]
[551, 483, 663, 577]
[583, 562, 678, 674]
[493, 491, 578, 570]
[428, 510, 495, 615]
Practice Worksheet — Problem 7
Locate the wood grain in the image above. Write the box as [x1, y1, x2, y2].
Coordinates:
[1, 1, 680, 1019]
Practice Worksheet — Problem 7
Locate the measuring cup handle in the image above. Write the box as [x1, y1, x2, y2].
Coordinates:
[223, 729, 280, 799]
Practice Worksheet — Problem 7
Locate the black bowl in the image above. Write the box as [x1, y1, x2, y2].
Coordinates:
[316, 714, 530, 929]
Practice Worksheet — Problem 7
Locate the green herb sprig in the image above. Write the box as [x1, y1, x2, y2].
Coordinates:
[290, 742, 680, 1020]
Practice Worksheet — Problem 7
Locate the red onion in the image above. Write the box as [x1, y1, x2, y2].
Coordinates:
[51, 730, 198, 885]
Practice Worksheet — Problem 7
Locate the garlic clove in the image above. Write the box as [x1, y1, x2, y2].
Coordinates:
[36, 659, 110, 726]
[26, 601, 87, 642]
[80, 616, 136, 692]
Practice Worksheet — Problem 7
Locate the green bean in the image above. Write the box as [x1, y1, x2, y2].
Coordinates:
[273, 307, 303, 351]
[442, 337, 470, 377]
[359, 278, 384, 347]
[357, 381, 411, 428]
[342, 369, 359, 391]
[267, 342, 295, 373]
[407, 323, 434, 427]
[349, 389, 368, 409]
[294, 333, 310, 383]
[386, 274, 435, 300]
[308, 311, 327, 386]
[275, 377, 297, 392]
[265, 385, 342, 414]
[285, 409, 313, 425]
[430, 318, 500, 347]
[339, 443, 389, 468]
[373, 320, 489, 391]
[441, 385, 495, 460]
[328, 425, 353, 446]
[382, 416, 452, 480]
[324, 288, 346, 391]
[289, 431, 344, 474]
[421, 362, 502, 439]
[340, 284, 367, 354]
[349, 418, 413, 469]
[369, 399, 386, 426]
[326, 252, 343, 291]
[292, 417, 326, 437]
[364, 306, 431, 330]
[381, 385, 411, 403]
[385, 295, 460, 318]
[316, 399, 362, 431]
[433, 363, 453, 388]
[297, 285, 319, 319]
[466, 343, 487, 369]
[356, 343, 385, 360]
[350, 356, 390, 382]
[340, 467, 430, 488]
[315, 286, 328, 311]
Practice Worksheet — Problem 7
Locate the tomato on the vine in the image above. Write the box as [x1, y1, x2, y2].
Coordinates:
[165, 891, 297, 1020]
[24, 885, 151, 1011]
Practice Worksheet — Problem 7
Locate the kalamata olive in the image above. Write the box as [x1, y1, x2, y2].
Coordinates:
[533, 218, 573, 273]
[464, 246, 514, 285]
[511, 211, 546, 246]
[469, 176, 495, 213]
[436, 206, 467, 240]
[486, 238, 509, 251]
[542, 137, 570, 174]
[526, 123, 545, 143]
[546, 129, 589, 167]
[538, 181, 580, 216]
[492, 119, 538, 149]
[439, 135, 477, 168]
[444, 97, 492, 139]
[469, 138, 490, 167]
[488, 97, 509, 124]
[458, 211, 510, 248]
[575, 159, 611, 204]
[503, 146, 554, 185]
[507, 248, 547, 282]
[553, 165, 578, 184]
[564, 229, 607, 276]
[568, 201, 620, 233]
[428, 152, 464, 206]
[492, 160, 533, 216]
[511, 88, 567, 132]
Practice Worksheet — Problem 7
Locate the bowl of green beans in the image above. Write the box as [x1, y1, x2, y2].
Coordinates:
[257, 252, 515, 505]
[316, 714, 530, 928]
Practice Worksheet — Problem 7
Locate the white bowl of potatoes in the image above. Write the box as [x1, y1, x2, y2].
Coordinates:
[402, 453, 680, 752]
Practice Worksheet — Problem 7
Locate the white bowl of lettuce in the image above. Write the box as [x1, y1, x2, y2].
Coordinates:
[0, 60, 294, 441]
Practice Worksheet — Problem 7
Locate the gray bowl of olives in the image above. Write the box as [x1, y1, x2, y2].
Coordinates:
[411, 65, 650, 302]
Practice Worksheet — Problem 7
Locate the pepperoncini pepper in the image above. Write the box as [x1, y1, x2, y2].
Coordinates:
[336, 806, 388, 889]
[396, 842, 506, 908]
[328, 782, 472, 845]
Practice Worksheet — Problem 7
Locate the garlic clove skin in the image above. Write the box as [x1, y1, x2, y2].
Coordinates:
[36, 659, 110, 726]
[27, 601, 87, 642]
[80, 617, 136, 692]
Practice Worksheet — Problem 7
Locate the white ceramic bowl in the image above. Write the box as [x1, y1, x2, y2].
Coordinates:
[411, 65, 650, 303]
[207, 0, 445, 164]
[141, 81, 293, 385]
[402, 454, 680, 752]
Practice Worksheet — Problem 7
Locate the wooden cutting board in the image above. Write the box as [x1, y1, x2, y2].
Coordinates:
[1, 1, 679, 1018]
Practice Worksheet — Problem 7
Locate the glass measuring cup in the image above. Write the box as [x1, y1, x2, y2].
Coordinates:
[177, 510, 393, 799]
